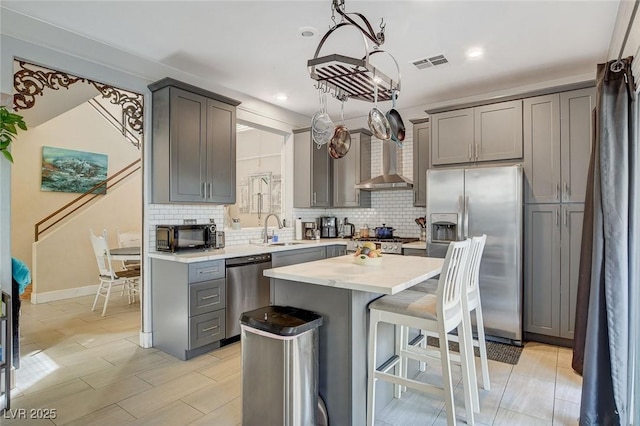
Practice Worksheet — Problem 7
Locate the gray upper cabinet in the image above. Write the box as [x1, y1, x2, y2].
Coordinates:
[293, 128, 331, 208]
[560, 88, 595, 203]
[524, 203, 584, 340]
[523, 94, 561, 204]
[206, 98, 236, 204]
[333, 129, 372, 208]
[524, 88, 595, 204]
[474, 100, 523, 162]
[431, 108, 474, 165]
[411, 118, 430, 207]
[150, 78, 240, 204]
[431, 100, 523, 166]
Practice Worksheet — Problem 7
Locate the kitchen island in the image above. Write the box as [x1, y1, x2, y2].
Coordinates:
[264, 254, 444, 425]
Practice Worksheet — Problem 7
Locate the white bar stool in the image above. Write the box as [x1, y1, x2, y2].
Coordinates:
[411, 234, 490, 393]
[366, 240, 476, 426]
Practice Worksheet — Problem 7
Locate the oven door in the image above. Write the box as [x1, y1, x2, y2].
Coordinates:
[346, 241, 383, 254]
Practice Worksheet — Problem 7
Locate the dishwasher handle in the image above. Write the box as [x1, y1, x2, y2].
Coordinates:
[225, 254, 272, 267]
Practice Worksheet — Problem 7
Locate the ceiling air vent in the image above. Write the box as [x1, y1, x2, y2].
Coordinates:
[411, 54, 449, 70]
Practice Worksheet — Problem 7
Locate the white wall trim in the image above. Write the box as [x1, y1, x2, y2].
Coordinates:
[608, 0, 640, 61]
[139, 331, 152, 349]
[30, 284, 99, 304]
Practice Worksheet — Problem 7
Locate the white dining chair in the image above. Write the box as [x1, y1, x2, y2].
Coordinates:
[90, 229, 140, 316]
[116, 228, 142, 271]
[410, 234, 490, 393]
[366, 239, 476, 426]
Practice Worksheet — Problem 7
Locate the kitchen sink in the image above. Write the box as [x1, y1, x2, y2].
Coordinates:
[269, 242, 305, 246]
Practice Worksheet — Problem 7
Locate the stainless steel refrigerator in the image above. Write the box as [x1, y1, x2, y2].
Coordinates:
[426, 165, 523, 344]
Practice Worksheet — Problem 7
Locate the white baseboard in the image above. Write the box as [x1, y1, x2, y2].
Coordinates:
[31, 284, 99, 304]
[139, 331, 152, 348]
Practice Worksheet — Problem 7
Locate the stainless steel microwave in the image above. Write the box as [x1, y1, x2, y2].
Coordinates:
[156, 224, 223, 252]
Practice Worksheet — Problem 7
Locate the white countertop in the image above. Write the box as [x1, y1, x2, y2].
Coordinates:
[264, 254, 444, 295]
[149, 239, 349, 263]
[403, 241, 427, 250]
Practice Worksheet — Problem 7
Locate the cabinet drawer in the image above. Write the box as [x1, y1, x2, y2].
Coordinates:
[190, 310, 225, 349]
[189, 260, 224, 283]
[189, 278, 226, 316]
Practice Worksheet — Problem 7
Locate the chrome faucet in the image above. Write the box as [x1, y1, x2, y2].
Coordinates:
[263, 214, 283, 244]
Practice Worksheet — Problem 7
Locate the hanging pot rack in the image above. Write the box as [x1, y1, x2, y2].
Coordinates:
[307, 0, 401, 103]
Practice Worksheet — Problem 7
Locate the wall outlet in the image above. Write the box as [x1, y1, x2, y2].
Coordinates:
[183, 219, 197, 225]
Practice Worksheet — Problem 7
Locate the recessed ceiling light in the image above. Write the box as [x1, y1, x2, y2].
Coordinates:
[275, 93, 288, 101]
[466, 48, 484, 59]
[297, 26, 318, 38]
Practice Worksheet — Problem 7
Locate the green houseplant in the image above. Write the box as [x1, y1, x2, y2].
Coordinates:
[0, 105, 28, 163]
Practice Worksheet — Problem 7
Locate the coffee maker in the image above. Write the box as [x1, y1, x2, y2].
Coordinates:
[302, 221, 317, 240]
[319, 216, 338, 238]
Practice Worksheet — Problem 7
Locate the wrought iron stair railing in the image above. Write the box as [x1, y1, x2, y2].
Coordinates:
[88, 97, 141, 150]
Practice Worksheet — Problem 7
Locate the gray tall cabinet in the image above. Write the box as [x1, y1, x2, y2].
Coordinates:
[149, 78, 240, 204]
[523, 87, 595, 341]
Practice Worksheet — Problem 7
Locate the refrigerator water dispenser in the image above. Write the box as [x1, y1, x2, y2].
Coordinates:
[430, 213, 459, 243]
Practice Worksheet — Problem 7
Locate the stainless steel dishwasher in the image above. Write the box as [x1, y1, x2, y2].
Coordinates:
[225, 253, 272, 339]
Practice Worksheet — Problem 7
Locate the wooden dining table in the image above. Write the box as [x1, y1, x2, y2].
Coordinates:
[109, 246, 141, 262]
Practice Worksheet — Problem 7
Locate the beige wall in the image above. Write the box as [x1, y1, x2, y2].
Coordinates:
[11, 99, 141, 297]
[33, 176, 141, 298]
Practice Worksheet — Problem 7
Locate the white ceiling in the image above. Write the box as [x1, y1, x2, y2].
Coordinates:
[1, 1, 620, 119]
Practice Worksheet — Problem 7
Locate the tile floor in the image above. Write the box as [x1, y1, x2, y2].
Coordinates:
[5, 296, 582, 425]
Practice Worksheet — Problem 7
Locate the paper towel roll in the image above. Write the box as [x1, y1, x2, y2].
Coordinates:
[295, 218, 303, 240]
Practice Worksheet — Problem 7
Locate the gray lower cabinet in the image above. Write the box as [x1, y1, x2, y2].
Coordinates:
[403, 248, 427, 257]
[326, 245, 347, 258]
[152, 259, 226, 360]
[149, 78, 239, 204]
[523, 87, 595, 204]
[333, 129, 371, 208]
[524, 203, 583, 340]
[411, 118, 430, 207]
[271, 246, 327, 267]
[560, 204, 584, 339]
[293, 128, 331, 208]
[431, 100, 523, 166]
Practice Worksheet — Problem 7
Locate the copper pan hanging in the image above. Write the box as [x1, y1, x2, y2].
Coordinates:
[329, 99, 351, 159]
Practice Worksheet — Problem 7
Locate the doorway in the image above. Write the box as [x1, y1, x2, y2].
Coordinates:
[9, 59, 144, 369]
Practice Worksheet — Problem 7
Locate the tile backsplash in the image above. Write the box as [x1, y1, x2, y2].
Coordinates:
[148, 128, 426, 250]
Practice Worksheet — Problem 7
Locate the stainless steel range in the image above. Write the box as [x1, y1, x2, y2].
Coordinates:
[346, 237, 420, 255]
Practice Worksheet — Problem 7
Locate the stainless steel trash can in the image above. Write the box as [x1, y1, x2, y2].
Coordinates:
[240, 305, 323, 426]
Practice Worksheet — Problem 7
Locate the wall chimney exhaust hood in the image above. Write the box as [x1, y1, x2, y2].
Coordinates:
[356, 141, 413, 190]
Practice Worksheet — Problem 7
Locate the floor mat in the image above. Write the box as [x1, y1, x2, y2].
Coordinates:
[426, 336, 523, 365]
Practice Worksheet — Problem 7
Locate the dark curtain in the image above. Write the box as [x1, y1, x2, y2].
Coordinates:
[572, 57, 637, 426]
